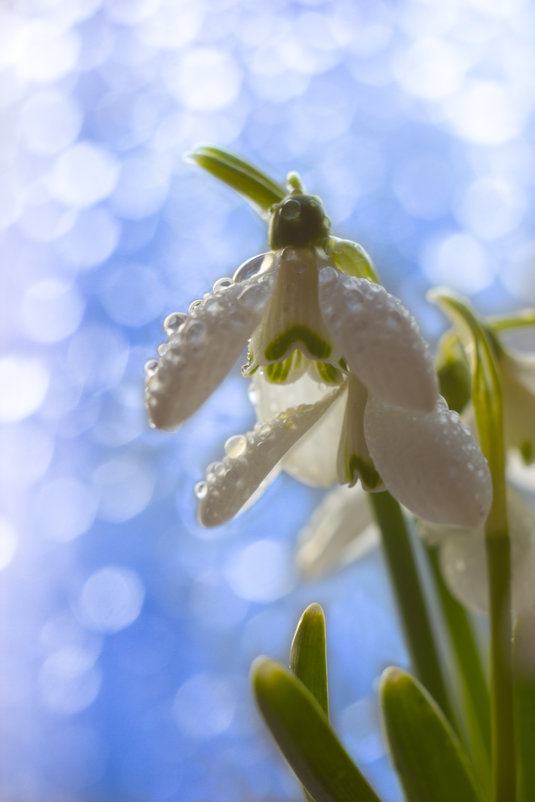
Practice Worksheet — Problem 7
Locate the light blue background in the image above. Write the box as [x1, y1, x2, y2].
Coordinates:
[1, 0, 535, 799]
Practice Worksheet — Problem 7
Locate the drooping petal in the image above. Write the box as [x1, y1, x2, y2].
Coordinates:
[336, 373, 383, 491]
[251, 369, 344, 486]
[318, 267, 438, 411]
[247, 247, 340, 376]
[364, 395, 492, 526]
[296, 484, 379, 580]
[439, 487, 535, 615]
[197, 388, 342, 526]
[145, 263, 278, 430]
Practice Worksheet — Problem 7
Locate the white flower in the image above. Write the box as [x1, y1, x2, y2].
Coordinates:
[145, 193, 492, 528]
[296, 484, 379, 580]
[499, 347, 535, 464]
[420, 487, 535, 616]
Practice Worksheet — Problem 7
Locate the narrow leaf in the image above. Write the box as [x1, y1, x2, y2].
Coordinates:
[290, 603, 329, 716]
[513, 610, 535, 802]
[428, 288, 506, 533]
[188, 145, 285, 216]
[252, 657, 383, 802]
[380, 667, 482, 802]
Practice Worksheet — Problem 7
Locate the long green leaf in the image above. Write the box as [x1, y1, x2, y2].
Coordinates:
[513, 610, 535, 802]
[290, 603, 329, 716]
[430, 288, 514, 802]
[252, 657, 383, 802]
[188, 145, 285, 216]
[380, 667, 482, 802]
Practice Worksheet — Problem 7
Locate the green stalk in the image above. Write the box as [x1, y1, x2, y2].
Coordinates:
[430, 290, 515, 802]
[427, 544, 492, 799]
[369, 491, 455, 726]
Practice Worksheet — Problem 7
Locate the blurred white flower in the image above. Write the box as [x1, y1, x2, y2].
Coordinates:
[420, 487, 535, 616]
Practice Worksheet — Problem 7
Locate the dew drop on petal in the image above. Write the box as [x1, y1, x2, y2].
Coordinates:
[224, 434, 247, 458]
[194, 481, 208, 499]
[144, 359, 159, 376]
[212, 277, 233, 293]
[233, 253, 269, 283]
[188, 299, 202, 315]
[163, 312, 187, 337]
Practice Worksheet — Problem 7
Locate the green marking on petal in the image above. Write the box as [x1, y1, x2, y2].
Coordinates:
[314, 360, 344, 385]
[265, 325, 331, 362]
[265, 351, 303, 383]
[348, 455, 382, 489]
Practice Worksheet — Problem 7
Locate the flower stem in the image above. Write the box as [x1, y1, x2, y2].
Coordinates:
[369, 491, 455, 727]
[486, 524, 515, 802]
[427, 544, 492, 799]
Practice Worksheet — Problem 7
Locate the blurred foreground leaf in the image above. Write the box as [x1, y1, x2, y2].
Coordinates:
[188, 145, 285, 216]
[380, 667, 482, 802]
[252, 658, 382, 802]
[290, 603, 329, 717]
[513, 610, 535, 802]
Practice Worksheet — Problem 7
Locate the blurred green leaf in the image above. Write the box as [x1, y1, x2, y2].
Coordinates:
[188, 145, 285, 216]
[513, 610, 535, 802]
[380, 667, 482, 802]
[252, 657, 383, 802]
[429, 288, 506, 532]
[290, 603, 329, 717]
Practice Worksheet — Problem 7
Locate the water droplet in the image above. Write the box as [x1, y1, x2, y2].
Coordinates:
[206, 462, 218, 475]
[157, 343, 169, 356]
[224, 434, 247, 458]
[188, 299, 203, 315]
[237, 282, 269, 310]
[213, 277, 233, 293]
[144, 359, 159, 376]
[186, 320, 206, 343]
[194, 481, 208, 499]
[163, 312, 187, 337]
[234, 253, 270, 283]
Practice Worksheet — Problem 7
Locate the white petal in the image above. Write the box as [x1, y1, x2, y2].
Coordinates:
[197, 388, 341, 527]
[251, 370, 344, 486]
[440, 487, 535, 615]
[501, 350, 535, 460]
[145, 264, 277, 430]
[296, 484, 379, 580]
[318, 267, 438, 411]
[364, 395, 492, 526]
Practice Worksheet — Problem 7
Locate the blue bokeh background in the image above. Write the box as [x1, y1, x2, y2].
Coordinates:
[2, 0, 535, 800]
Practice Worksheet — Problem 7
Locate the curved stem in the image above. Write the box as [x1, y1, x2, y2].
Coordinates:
[369, 491, 456, 727]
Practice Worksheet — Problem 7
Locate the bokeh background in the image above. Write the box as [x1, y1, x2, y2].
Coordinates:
[2, 0, 535, 800]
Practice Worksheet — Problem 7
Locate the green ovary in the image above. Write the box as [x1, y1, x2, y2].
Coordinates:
[347, 455, 381, 489]
[264, 325, 331, 362]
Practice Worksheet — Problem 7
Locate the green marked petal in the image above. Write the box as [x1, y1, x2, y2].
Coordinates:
[249, 247, 340, 374]
[265, 325, 331, 362]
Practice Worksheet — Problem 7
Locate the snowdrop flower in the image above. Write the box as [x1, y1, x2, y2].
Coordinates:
[420, 488, 535, 616]
[145, 190, 492, 528]
[296, 484, 379, 580]
[499, 346, 535, 465]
